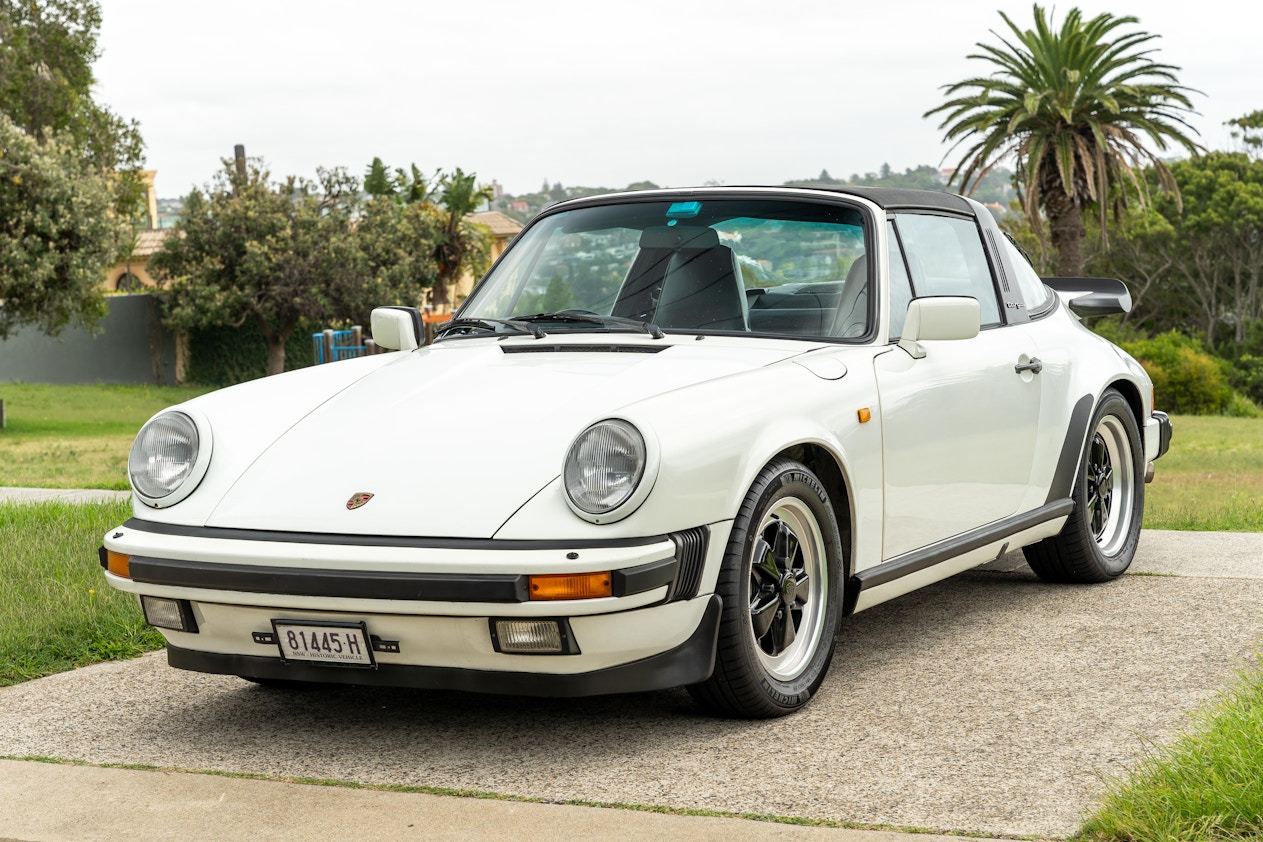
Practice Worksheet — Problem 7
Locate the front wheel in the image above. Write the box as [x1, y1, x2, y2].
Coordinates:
[1024, 389, 1144, 583]
[688, 459, 843, 718]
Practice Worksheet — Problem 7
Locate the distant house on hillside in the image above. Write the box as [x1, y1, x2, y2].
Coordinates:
[103, 170, 172, 292]
[443, 210, 523, 309]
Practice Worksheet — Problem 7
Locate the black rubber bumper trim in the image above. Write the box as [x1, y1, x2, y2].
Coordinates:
[1152, 410, 1173, 459]
[853, 499, 1075, 592]
[120, 518, 669, 551]
[166, 594, 722, 698]
[129, 554, 680, 604]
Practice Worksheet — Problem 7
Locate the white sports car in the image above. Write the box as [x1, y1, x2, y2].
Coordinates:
[101, 186, 1172, 718]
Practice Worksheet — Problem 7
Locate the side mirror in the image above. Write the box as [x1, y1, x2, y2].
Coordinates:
[899, 297, 980, 359]
[370, 307, 424, 351]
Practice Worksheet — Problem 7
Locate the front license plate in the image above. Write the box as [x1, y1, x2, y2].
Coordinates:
[272, 620, 375, 667]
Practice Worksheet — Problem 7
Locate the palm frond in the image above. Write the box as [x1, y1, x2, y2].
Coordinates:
[929, 3, 1201, 265]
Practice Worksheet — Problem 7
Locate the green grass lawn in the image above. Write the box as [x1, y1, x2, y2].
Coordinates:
[0, 382, 213, 489]
[1144, 415, 1263, 532]
[0, 499, 163, 686]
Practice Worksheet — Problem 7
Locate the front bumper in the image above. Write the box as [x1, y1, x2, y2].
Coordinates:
[166, 595, 721, 697]
[102, 518, 727, 695]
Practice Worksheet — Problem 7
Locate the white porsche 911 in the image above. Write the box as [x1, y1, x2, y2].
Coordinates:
[101, 186, 1172, 718]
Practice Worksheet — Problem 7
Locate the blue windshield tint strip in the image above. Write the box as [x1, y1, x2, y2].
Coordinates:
[666, 201, 702, 219]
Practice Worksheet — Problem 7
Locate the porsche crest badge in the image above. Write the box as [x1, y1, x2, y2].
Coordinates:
[346, 492, 374, 510]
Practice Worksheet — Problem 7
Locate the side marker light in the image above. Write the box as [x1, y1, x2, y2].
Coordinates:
[528, 572, 612, 601]
[105, 550, 131, 579]
[857, 408, 872, 423]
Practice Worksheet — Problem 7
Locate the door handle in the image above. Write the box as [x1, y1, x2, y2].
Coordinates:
[1015, 357, 1043, 375]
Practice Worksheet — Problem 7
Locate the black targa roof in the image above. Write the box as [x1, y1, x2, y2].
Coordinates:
[548, 186, 978, 217]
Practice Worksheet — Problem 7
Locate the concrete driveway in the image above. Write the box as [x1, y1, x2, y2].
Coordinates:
[2, 530, 1261, 839]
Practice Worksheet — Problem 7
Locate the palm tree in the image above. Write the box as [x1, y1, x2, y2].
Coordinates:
[430, 168, 494, 310]
[926, 5, 1200, 276]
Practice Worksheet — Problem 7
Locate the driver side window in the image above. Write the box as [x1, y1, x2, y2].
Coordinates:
[893, 213, 1002, 328]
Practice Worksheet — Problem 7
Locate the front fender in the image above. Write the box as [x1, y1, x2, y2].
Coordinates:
[494, 352, 885, 573]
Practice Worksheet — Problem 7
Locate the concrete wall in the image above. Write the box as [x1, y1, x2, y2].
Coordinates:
[0, 294, 178, 385]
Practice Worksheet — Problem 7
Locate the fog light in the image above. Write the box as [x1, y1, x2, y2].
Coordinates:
[140, 596, 198, 633]
[490, 619, 578, 655]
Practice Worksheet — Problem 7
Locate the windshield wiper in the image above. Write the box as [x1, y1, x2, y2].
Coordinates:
[434, 317, 545, 340]
[516, 312, 665, 339]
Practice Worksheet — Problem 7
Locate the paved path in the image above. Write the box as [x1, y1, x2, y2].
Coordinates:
[0, 486, 130, 504]
[2, 522, 1262, 841]
[0, 760, 991, 842]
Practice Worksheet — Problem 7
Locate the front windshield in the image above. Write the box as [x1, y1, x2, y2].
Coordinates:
[457, 199, 871, 340]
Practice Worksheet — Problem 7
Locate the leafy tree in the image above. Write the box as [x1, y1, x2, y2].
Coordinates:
[926, 5, 1199, 276]
[0, 113, 125, 338]
[0, 0, 145, 338]
[1082, 138, 1263, 349]
[1152, 152, 1263, 348]
[0, 0, 143, 207]
[356, 193, 441, 299]
[1227, 111, 1263, 158]
[150, 160, 419, 376]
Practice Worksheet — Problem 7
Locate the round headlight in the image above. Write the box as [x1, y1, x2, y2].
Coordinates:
[129, 411, 205, 505]
[564, 420, 646, 516]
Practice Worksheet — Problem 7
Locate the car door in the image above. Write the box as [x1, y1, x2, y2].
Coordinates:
[874, 213, 1044, 560]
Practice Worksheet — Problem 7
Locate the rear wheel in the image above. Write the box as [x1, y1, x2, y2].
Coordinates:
[689, 459, 843, 718]
[1024, 389, 1143, 583]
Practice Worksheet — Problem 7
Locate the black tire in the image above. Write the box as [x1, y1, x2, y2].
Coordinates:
[1024, 389, 1144, 583]
[688, 459, 843, 718]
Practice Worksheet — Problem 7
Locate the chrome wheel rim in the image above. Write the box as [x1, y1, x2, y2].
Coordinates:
[1087, 415, 1135, 557]
[747, 497, 827, 681]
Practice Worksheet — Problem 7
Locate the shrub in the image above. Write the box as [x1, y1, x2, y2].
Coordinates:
[1223, 391, 1263, 418]
[1122, 331, 1233, 415]
[1230, 354, 1263, 407]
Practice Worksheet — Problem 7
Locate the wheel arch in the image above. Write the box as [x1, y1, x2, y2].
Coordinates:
[1107, 377, 1145, 428]
[766, 442, 854, 581]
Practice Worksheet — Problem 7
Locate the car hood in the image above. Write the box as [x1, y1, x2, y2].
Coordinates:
[204, 337, 814, 537]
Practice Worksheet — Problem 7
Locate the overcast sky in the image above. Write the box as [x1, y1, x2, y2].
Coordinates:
[93, 0, 1261, 199]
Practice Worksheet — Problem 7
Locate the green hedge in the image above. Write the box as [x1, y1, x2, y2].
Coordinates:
[1120, 331, 1259, 417]
[185, 320, 320, 387]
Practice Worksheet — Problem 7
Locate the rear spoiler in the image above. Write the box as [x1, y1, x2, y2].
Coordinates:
[1042, 277, 1132, 318]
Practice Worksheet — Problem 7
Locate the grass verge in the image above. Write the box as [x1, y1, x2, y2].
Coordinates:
[1078, 654, 1263, 842]
[1141, 415, 1262, 532]
[0, 382, 212, 489]
[0, 499, 163, 686]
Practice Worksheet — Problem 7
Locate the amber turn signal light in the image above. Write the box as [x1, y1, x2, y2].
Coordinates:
[105, 550, 131, 579]
[528, 571, 612, 601]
